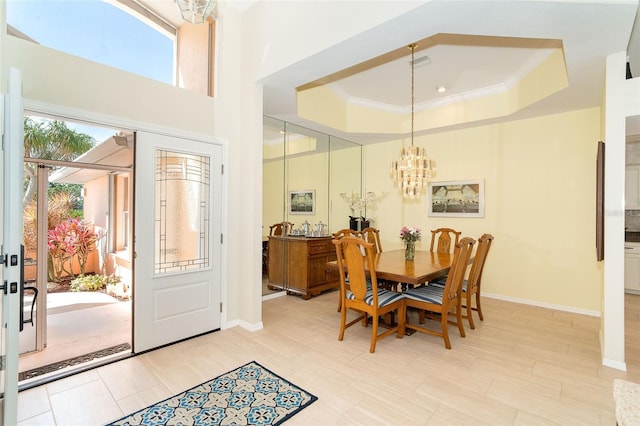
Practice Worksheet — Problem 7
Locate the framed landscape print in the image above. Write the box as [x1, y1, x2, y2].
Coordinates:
[428, 180, 484, 218]
[289, 190, 315, 215]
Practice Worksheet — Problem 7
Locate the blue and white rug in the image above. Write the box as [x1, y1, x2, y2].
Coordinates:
[106, 361, 318, 425]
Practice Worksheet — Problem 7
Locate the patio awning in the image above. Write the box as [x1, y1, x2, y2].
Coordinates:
[49, 133, 134, 184]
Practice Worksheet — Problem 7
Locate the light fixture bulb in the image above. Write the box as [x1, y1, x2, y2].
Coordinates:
[174, 0, 216, 24]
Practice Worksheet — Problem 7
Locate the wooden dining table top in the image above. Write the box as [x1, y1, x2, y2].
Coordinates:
[326, 249, 455, 286]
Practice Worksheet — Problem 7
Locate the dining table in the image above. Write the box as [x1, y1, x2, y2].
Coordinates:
[326, 248, 461, 334]
[326, 249, 456, 288]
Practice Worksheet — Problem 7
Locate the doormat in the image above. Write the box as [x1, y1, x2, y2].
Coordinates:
[19, 343, 132, 381]
[106, 361, 318, 426]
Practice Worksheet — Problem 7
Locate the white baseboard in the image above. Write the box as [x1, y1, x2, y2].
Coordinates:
[262, 291, 286, 301]
[603, 357, 627, 371]
[224, 319, 264, 331]
[482, 292, 601, 317]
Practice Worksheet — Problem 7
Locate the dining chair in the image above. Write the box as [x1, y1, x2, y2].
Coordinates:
[430, 234, 494, 329]
[402, 237, 475, 349]
[332, 229, 364, 312]
[360, 226, 397, 293]
[360, 227, 382, 254]
[269, 221, 294, 236]
[430, 227, 461, 254]
[332, 228, 360, 239]
[332, 236, 405, 353]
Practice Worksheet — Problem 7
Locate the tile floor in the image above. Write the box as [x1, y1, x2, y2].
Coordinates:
[14, 291, 640, 425]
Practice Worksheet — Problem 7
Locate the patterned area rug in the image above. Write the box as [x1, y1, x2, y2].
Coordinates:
[106, 361, 318, 425]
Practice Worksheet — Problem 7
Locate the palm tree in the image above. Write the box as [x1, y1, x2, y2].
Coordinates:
[23, 117, 95, 205]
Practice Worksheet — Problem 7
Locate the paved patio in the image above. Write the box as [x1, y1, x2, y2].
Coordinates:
[19, 291, 131, 376]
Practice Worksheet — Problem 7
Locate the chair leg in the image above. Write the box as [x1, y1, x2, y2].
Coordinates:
[466, 296, 476, 330]
[370, 314, 379, 353]
[476, 293, 484, 321]
[338, 305, 347, 341]
[441, 310, 452, 349]
[456, 305, 466, 338]
[337, 297, 342, 312]
[397, 303, 406, 338]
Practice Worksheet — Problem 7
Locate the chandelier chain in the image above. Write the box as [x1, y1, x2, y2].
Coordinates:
[410, 43, 415, 147]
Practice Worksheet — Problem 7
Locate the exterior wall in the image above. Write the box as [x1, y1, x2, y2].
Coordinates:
[82, 177, 106, 275]
[177, 20, 214, 96]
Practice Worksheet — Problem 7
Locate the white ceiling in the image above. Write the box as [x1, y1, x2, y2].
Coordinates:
[258, 1, 640, 145]
[137, 0, 639, 145]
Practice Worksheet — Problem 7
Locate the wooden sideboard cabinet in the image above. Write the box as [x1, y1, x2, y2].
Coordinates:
[267, 235, 339, 299]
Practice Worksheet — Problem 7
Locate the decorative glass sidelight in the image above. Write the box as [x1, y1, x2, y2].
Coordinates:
[155, 149, 210, 274]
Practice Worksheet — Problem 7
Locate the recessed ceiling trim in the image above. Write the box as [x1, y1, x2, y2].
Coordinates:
[341, 82, 509, 114]
[296, 34, 563, 93]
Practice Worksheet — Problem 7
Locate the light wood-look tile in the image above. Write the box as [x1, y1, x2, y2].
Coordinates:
[16, 291, 640, 426]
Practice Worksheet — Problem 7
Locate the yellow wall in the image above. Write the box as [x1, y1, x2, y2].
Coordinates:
[365, 107, 602, 312]
[262, 107, 601, 313]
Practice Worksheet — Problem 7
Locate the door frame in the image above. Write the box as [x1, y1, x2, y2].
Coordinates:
[20, 156, 134, 355]
[22, 99, 228, 352]
[2, 67, 24, 425]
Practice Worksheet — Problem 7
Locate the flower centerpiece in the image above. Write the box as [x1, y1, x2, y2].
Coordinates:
[340, 192, 376, 230]
[399, 226, 421, 260]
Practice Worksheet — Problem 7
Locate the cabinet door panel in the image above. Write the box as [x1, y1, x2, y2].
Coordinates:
[626, 166, 640, 208]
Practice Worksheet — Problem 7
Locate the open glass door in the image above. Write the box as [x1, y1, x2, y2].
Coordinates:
[1, 67, 24, 425]
[18, 116, 133, 383]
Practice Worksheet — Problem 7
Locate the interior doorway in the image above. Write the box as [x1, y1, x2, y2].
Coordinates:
[18, 114, 134, 384]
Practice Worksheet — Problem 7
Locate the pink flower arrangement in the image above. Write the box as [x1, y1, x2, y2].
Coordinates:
[399, 226, 421, 243]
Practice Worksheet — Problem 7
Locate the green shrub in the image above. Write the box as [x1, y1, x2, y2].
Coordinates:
[70, 274, 121, 292]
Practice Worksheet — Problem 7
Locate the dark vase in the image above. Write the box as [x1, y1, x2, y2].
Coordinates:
[349, 216, 370, 231]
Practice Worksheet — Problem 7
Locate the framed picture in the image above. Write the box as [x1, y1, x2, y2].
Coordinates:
[289, 190, 315, 215]
[428, 180, 484, 218]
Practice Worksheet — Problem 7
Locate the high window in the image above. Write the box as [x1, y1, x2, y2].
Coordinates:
[6, 0, 175, 85]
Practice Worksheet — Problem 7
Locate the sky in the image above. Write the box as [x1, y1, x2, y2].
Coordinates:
[7, 0, 175, 142]
[7, 0, 174, 83]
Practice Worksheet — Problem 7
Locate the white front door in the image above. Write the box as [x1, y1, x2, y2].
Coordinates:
[1, 68, 24, 425]
[134, 132, 222, 352]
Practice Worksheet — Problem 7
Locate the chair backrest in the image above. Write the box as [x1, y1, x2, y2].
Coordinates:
[269, 221, 294, 236]
[466, 233, 494, 295]
[360, 227, 382, 253]
[332, 228, 360, 239]
[333, 236, 380, 305]
[441, 237, 475, 303]
[430, 228, 462, 254]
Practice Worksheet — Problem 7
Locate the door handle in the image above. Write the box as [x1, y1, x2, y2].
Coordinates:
[19, 245, 25, 331]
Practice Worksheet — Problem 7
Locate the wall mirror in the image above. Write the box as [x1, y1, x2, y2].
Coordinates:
[262, 116, 362, 296]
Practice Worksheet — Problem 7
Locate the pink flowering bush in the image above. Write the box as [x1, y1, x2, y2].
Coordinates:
[47, 218, 97, 281]
[47, 220, 74, 281]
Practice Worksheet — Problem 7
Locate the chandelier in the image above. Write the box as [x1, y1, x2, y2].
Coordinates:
[390, 43, 436, 199]
[174, 0, 216, 24]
